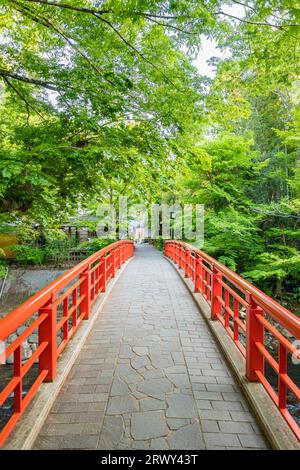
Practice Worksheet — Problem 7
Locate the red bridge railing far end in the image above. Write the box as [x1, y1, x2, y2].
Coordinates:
[165, 240, 300, 442]
[0, 240, 134, 447]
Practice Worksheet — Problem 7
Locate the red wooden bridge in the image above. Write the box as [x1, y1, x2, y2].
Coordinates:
[0, 241, 299, 450]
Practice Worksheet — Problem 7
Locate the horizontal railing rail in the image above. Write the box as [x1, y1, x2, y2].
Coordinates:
[0, 240, 134, 447]
[165, 240, 300, 441]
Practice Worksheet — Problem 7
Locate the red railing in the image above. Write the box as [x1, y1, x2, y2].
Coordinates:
[165, 240, 300, 441]
[0, 240, 134, 447]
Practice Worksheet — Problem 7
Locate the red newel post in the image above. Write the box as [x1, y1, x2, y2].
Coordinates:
[80, 267, 91, 320]
[39, 294, 57, 382]
[211, 268, 222, 320]
[246, 298, 264, 381]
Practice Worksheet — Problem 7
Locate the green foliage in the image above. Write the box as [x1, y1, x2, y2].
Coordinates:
[8, 237, 115, 265]
[0, 255, 7, 279]
[77, 238, 116, 255]
[10, 244, 44, 265]
[175, 54, 300, 313]
[42, 244, 71, 263]
[149, 238, 165, 251]
[0, 1, 299, 313]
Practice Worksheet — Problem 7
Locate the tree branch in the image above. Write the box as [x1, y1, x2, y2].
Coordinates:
[216, 10, 299, 32]
[0, 69, 57, 90]
[23, 0, 112, 15]
[14, 2, 115, 87]
[98, 17, 179, 89]
[2, 76, 45, 120]
[143, 14, 197, 35]
[231, 0, 297, 25]
[22, 0, 299, 30]
[21, 1, 179, 89]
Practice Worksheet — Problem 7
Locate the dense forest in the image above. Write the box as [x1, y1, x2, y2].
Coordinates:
[0, 1, 299, 311]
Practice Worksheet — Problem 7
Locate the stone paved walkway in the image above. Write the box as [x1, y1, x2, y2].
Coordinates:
[34, 244, 268, 450]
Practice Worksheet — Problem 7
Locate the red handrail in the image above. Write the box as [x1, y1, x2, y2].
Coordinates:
[0, 240, 134, 447]
[183, 241, 300, 338]
[165, 240, 300, 441]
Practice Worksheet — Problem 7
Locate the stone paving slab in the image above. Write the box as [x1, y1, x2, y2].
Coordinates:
[33, 244, 268, 450]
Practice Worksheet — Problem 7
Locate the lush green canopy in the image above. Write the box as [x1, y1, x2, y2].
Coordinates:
[0, 1, 299, 308]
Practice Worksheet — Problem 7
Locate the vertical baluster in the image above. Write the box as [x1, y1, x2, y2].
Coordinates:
[233, 299, 239, 342]
[39, 293, 57, 381]
[80, 266, 91, 320]
[184, 249, 189, 278]
[95, 263, 99, 296]
[200, 259, 204, 295]
[13, 345, 22, 413]
[225, 290, 229, 328]
[211, 267, 222, 320]
[111, 250, 116, 278]
[72, 286, 77, 328]
[117, 247, 121, 269]
[246, 297, 264, 381]
[194, 257, 201, 293]
[90, 269, 95, 303]
[278, 343, 287, 410]
[206, 269, 210, 301]
[63, 296, 69, 341]
[100, 257, 106, 293]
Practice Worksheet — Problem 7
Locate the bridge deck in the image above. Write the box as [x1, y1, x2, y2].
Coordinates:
[34, 244, 268, 450]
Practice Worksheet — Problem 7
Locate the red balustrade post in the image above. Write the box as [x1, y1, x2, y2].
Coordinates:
[115, 247, 119, 270]
[194, 257, 203, 293]
[99, 256, 106, 292]
[80, 266, 91, 320]
[246, 299, 264, 381]
[117, 247, 120, 269]
[111, 250, 116, 278]
[278, 343, 287, 410]
[39, 294, 57, 381]
[211, 268, 222, 320]
[178, 246, 182, 269]
[170, 242, 173, 260]
[14, 346, 22, 413]
[184, 249, 189, 278]
[100, 257, 107, 292]
[178, 245, 182, 266]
